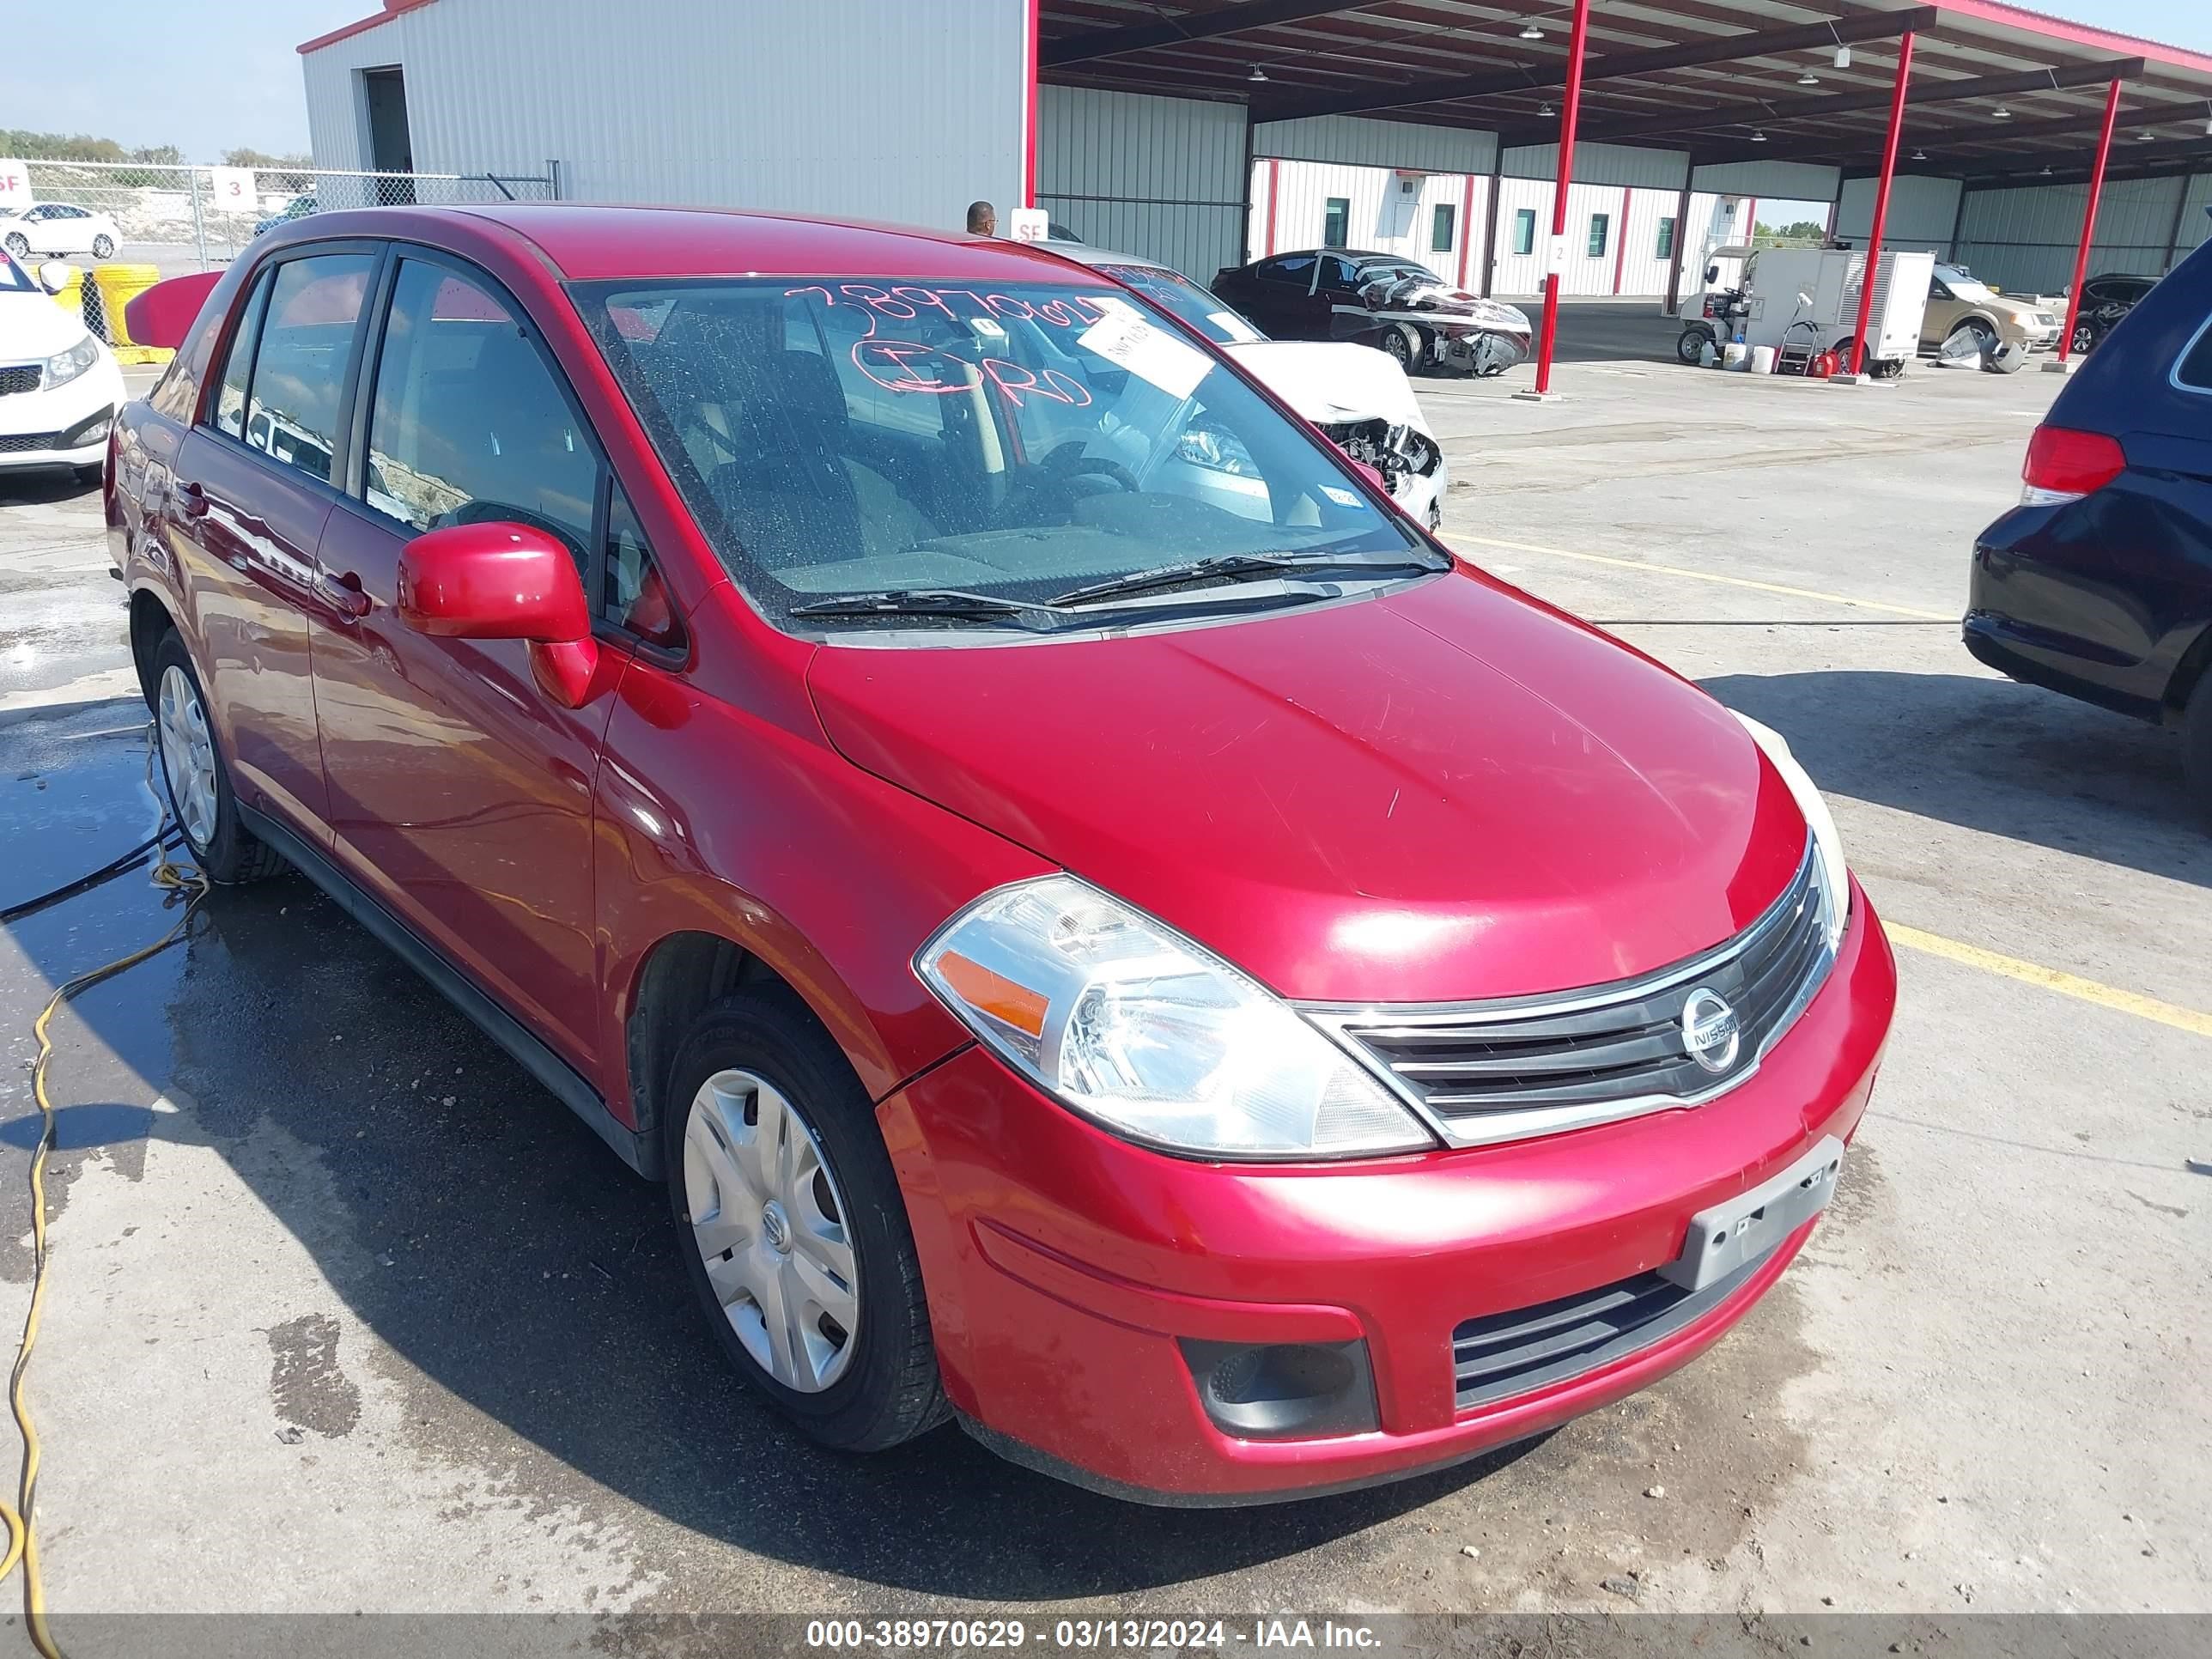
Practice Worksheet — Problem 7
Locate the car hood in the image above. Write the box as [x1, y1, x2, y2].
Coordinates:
[1959, 289, 2048, 323]
[1358, 276, 1533, 337]
[806, 570, 1808, 1003]
[1222, 340, 1432, 435]
[0, 291, 93, 360]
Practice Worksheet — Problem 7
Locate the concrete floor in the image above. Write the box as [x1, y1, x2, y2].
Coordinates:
[0, 314, 2205, 1638]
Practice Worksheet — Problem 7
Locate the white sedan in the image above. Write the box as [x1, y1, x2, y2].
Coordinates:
[0, 252, 126, 483]
[1044, 240, 1451, 529]
[1, 203, 123, 261]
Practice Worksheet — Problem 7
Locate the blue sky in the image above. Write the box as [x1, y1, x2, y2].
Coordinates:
[3, 1, 2209, 162]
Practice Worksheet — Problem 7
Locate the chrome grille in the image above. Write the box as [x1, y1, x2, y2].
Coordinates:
[1305, 840, 1834, 1148]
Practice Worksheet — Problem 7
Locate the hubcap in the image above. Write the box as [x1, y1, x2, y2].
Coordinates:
[157, 665, 218, 852]
[682, 1068, 858, 1393]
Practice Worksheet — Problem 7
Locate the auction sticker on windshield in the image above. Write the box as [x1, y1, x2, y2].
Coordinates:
[1078, 305, 1212, 399]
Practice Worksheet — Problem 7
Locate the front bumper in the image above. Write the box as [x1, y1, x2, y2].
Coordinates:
[879, 882, 1896, 1504]
[0, 359, 124, 471]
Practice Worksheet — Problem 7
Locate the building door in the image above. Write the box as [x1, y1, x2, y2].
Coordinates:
[362, 67, 414, 202]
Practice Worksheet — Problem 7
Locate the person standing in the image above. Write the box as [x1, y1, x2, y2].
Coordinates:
[966, 200, 997, 237]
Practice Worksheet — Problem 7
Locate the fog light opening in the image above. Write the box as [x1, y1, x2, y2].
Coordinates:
[1179, 1338, 1378, 1441]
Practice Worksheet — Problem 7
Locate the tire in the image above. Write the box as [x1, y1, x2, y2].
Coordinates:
[1380, 325, 1414, 370]
[2069, 318, 2102, 356]
[2184, 672, 2212, 833]
[1676, 325, 1713, 366]
[149, 631, 285, 884]
[2, 234, 26, 259]
[90, 235, 114, 260]
[663, 988, 947, 1452]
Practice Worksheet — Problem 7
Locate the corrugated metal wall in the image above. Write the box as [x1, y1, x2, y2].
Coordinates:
[1492, 178, 1722, 296]
[1036, 87, 1248, 281]
[1504, 142, 1688, 190]
[1692, 160, 1841, 201]
[2183, 176, 2212, 258]
[1833, 174, 1962, 254]
[303, 0, 1027, 233]
[1252, 115, 1495, 174]
[1249, 159, 1485, 283]
[1954, 174, 2203, 292]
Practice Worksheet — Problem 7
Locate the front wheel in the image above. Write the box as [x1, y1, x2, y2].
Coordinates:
[1379, 325, 1415, 370]
[2, 234, 26, 259]
[2069, 318, 2102, 356]
[150, 633, 285, 884]
[665, 988, 947, 1452]
[90, 234, 115, 260]
[1676, 325, 1714, 365]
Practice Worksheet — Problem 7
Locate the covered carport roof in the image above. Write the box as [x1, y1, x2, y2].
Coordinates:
[1038, 1, 2212, 186]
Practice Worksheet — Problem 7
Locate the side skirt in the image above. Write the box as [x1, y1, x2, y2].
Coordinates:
[240, 804, 660, 1179]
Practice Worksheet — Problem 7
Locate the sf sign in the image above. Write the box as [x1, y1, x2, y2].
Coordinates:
[0, 161, 31, 210]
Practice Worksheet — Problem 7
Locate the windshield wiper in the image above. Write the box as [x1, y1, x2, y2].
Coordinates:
[787, 588, 1060, 626]
[1046, 549, 1447, 609]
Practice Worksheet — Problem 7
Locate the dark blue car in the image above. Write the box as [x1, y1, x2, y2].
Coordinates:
[1966, 226, 2212, 820]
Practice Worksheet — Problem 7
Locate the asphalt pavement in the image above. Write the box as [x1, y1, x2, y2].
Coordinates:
[0, 314, 2203, 1641]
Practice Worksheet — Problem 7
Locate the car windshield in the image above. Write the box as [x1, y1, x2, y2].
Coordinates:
[0, 252, 34, 295]
[1936, 264, 1996, 301]
[1090, 264, 1263, 346]
[578, 276, 1421, 631]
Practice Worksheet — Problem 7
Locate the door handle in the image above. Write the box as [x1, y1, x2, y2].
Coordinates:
[178, 480, 209, 519]
[318, 568, 371, 621]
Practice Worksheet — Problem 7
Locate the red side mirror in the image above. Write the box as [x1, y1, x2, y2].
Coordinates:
[123, 271, 223, 352]
[397, 522, 600, 707]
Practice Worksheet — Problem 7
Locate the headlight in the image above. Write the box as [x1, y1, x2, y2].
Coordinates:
[1174, 421, 1258, 477]
[44, 334, 100, 390]
[917, 876, 1434, 1159]
[1733, 713, 1848, 950]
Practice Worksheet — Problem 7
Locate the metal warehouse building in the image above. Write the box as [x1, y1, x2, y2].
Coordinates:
[302, 1, 2212, 326]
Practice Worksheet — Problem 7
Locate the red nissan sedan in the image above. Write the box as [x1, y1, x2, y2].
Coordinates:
[108, 206, 1894, 1505]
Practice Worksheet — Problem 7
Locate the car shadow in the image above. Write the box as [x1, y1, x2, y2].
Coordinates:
[0, 469, 99, 506]
[1701, 669, 2211, 887]
[0, 724, 1541, 1599]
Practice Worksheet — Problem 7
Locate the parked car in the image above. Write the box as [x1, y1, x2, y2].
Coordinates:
[1920, 261, 2060, 356]
[0, 251, 125, 483]
[254, 193, 318, 239]
[111, 205, 1893, 1504]
[1048, 239, 1449, 527]
[1, 203, 121, 262]
[1967, 234, 2212, 822]
[2059, 271, 2160, 356]
[1212, 249, 1533, 375]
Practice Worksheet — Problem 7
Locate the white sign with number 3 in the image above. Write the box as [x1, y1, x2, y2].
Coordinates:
[210, 167, 257, 213]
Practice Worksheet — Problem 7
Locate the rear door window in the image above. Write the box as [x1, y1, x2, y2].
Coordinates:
[361, 258, 599, 573]
[245, 252, 374, 483]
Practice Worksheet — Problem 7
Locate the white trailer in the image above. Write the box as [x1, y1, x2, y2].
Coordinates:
[1733, 247, 1935, 374]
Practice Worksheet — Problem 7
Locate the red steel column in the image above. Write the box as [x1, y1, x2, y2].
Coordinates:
[1024, 0, 1041, 208]
[2057, 77, 2124, 363]
[1847, 29, 1915, 376]
[1531, 0, 1593, 395]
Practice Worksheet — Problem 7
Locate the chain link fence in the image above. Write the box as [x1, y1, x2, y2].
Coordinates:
[2, 160, 561, 278]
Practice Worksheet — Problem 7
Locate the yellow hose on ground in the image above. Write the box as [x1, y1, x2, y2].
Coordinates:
[2, 733, 209, 1659]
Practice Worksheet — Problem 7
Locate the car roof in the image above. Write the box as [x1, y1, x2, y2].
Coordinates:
[274, 204, 1122, 286]
[1043, 240, 1171, 274]
[1267, 249, 1407, 265]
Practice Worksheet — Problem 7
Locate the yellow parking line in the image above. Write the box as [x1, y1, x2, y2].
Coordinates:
[1449, 533, 1954, 622]
[1886, 923, 2212, 1038]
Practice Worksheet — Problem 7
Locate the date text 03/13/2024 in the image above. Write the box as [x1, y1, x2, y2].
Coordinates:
[801, 1619, 1382, 1650]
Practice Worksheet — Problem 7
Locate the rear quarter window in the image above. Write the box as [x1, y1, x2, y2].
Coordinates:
[2175, 327, 2212, 393]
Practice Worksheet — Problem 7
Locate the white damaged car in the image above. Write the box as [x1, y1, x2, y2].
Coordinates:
[1, 252, 124, 484]
[1046, 240, 1450, 530]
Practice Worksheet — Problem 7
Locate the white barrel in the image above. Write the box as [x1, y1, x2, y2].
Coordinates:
[1750, 344, 1778, 374]
[1722, 342, 1751, 370]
